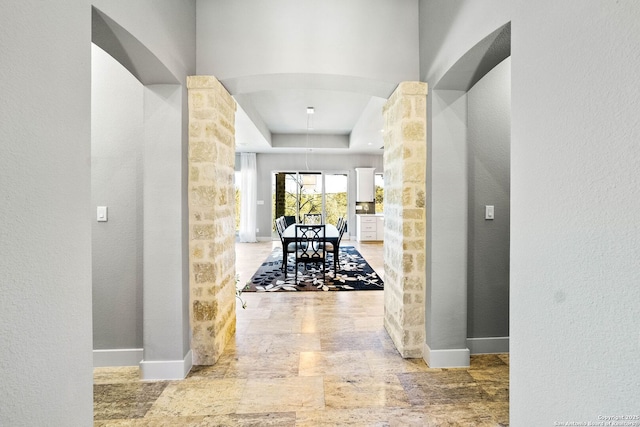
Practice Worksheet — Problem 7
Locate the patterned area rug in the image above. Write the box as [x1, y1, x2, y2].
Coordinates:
[245, 246, 383, 292]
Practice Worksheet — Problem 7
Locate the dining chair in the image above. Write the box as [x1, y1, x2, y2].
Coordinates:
[303, 213, 322, 225]
[275, 216, 295, 272]
[325, 218, 346, 272]
[283, 215, 296, 227]
[292, 224, 326, 285]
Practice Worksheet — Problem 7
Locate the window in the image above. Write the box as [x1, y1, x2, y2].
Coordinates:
[234, 171, 241, 232]
[272, 171, 348, 231]
[375, 173, 384, 214]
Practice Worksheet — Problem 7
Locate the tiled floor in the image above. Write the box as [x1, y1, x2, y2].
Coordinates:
[94, 239, 509, 426]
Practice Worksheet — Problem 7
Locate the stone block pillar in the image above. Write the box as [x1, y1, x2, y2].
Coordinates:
[382, 82, 428, 358]
[187, 76, 237, 365]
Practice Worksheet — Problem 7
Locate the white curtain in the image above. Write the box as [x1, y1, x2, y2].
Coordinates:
[239, 152, 257, 242]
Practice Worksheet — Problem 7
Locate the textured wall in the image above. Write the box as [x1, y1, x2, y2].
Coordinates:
[0, 1, 93, 425]
[187, 76, 237, 365]
[382, 82, 428, 358]
[511, 0, 640, 423]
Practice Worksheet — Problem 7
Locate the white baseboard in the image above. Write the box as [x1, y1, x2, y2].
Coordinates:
[93, 348, 143, 367]
[466, 336, 509, 354]
[423, 343, 470, 368]
[140, 349, 193, 380]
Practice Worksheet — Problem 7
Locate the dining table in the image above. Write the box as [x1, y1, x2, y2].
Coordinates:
[281, 223, 340, 273]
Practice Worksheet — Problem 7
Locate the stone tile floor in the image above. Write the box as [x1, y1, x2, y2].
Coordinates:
[94, 240, 509, 426]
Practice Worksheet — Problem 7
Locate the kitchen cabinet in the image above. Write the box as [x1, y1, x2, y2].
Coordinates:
[355, 168, 375, 202]
[376, 216, 384, 240]
[356, 214, 384, 242]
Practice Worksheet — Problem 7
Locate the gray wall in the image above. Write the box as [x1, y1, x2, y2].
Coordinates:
[3, 1, 639, 423]
[425, 89, 469, 353]
[511, 0, 640, 423]
[93, 0, 196, 82]
[421, 0, 640, 421]
[91, 44, 144, 352]
[0, 1, 93, 425]
[419, 0, 511, 85]
[420, 0, 512, 367]
[251, 153, 383, 239]
[90, 0, 196, 376]
[93, 1, 196, 360]
[467, 57, 510, 340]
[196, 0, 419, 82]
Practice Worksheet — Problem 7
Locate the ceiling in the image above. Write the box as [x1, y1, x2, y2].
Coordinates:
[194, 1, 421, 156]
[227, 22, 512, 156]
[231, 81, 389, 155]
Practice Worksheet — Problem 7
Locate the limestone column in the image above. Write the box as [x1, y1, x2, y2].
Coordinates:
[382, 82, 428, 358]
[187, 76, 237, 365]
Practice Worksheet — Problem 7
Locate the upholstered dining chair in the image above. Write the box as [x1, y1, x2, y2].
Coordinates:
[291, 224, 326, 285]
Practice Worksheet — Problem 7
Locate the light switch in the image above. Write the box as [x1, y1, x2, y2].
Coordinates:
[97, 206, 108, 222]
[485, 205, 494, 220]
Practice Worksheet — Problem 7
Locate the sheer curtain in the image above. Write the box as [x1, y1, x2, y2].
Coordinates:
[239, 152, 257, 242]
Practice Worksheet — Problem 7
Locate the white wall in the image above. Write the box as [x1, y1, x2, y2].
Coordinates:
[252, 153, 383, 239]
[0, 1, 93, 425]
[197, 0, 419, 83]
[91, 44, 144, 356]
[511, 0, 640, 423]
[419, 0, 512, 84]
[467, 57, 510, 343]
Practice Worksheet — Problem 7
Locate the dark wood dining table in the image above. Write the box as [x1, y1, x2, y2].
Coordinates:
[281, 223, 340, 273]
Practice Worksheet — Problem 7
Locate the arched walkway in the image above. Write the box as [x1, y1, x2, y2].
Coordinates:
[92, 6, 191, 380]
[423, 22, 511, 367]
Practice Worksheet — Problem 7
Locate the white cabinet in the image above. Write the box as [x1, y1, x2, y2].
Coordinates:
[376, 216, 384, 240]
[355, 168, 375, 202]
[356, 215, 384, 242]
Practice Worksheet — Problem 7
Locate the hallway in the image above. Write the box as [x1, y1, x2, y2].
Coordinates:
[93, 241, 509, 425]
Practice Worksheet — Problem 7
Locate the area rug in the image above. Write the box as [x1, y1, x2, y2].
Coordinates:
[245, 246, 383, 292]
